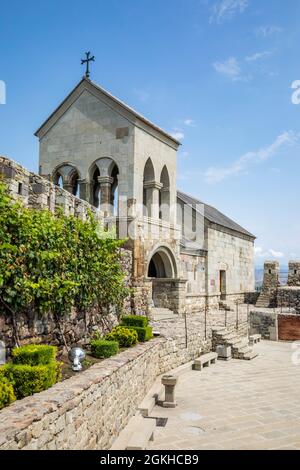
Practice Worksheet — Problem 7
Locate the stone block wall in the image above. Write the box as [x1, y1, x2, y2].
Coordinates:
[206, 225, 255, 301]
[249, 310, 278, 340]
[288, 262, 300, 287]
[278, 286, 300, 313]
[0, 156, 103, 220]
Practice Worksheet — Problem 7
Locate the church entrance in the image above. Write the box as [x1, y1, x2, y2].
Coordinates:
[147, 247, 179, 312]
[147, 250, 176, 279]
[220, 270, 227, 300]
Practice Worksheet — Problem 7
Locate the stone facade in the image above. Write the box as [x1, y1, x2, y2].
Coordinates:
[35, 77, 256, 316]
[205, 225, 255, 309]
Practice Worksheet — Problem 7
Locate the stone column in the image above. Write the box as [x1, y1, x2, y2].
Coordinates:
[161, 375, 177, 408]
[78, 179, 91, 203]
[63, 183, 74, 194]
[160, 186, 170, 221]
[98, 176, 113, 215]
[143, 181, 162, 220]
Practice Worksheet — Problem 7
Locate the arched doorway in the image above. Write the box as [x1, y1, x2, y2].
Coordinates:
[147, 247, 179, 310]
[147, 248, 177, 279]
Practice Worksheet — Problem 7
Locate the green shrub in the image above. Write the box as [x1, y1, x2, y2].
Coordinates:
[105, 326, 138, 348]
[0, 377, 16, 410]
[127, 326, 153, 342]
[1, 362, 61, 399]
[122, 315, 149, 328]
[90, 339, 119, 359]
[12, 344, 57, 366]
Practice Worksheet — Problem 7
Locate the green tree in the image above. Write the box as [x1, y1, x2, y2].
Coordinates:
[0, 181, 129, 347]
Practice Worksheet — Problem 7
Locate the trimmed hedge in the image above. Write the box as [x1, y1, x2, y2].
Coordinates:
[0, 362, 62, 399]
[122, 315, 148, 328]
[12, 344, 57, 366]
[90, 340, 119, 359]
[0, 378, 16, 410]
[106, 326, 138, 348]
[127, 326, 153, 342]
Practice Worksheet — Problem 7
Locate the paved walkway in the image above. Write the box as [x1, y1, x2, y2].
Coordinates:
[148, 341, 300, 450]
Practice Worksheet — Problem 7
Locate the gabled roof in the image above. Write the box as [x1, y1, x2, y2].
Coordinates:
[34, 77, 180, 147]
[177, 190, 255, 239]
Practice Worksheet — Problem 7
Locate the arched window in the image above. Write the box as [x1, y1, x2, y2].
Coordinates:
[160, 166, 170, 221]
[54, 173, 63, 189]
[53, 165, 79, 196]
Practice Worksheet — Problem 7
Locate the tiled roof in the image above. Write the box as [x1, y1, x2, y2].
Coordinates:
[177, 190, 255, 239]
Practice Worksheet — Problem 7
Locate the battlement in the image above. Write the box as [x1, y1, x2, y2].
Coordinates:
[0, 156, 104, 221]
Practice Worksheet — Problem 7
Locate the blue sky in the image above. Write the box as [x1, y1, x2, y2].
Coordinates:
[1, 0, 300, 266]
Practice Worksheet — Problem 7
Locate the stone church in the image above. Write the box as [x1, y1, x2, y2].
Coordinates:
[35, 76, 255, 317]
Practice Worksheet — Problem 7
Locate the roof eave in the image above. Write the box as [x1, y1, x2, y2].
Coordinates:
[34, 77, 181, 147]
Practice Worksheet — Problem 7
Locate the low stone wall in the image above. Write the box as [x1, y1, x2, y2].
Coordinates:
[249, 310, 278, 340]
[0, 317, 210, 450]
[278, 287, 300, 313]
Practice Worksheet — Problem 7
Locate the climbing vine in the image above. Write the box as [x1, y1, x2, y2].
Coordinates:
[0, 181, 129, 346]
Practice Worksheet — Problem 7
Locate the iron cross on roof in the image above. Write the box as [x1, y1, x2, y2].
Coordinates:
[81, 51, 95, 79]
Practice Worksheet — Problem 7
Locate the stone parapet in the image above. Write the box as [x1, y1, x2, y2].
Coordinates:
[0, 316, 210, 450]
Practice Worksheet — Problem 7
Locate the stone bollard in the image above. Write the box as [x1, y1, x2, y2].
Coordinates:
[216, 345, 232, 361]
[161, 375, 177, 408]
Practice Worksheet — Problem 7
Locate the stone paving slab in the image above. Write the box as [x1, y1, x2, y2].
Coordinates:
[146, 341, 300, 450]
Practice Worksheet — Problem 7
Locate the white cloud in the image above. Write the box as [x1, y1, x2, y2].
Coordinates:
[245, 51, 272, 62]
[256, 25, 283, 37]
[213, 57, 242, 81]
[210, 0, 249, 24]
[255, 246, 284, 259]
[269, 249, 284, 259]
[170, 131, 185, 141]
[133, 88, 150, 103]
[179, 151, 189, 158]
[183, 119, 195, 127]
[203, 131, 299, 183]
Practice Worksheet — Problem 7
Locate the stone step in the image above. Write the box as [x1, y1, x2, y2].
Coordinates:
[151, 314, 175, 321]
[111, 414, 155, 450]
[231, 339, 249, 350]
[235, 345, 252, 354]
[242, 351, 259, 361]
[126, 418, 155, 450]
[218, 333, 239, 341]
[138, 386, 164, 417]
[151, 309, 173, 313]
[150, 308, 175, 321]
